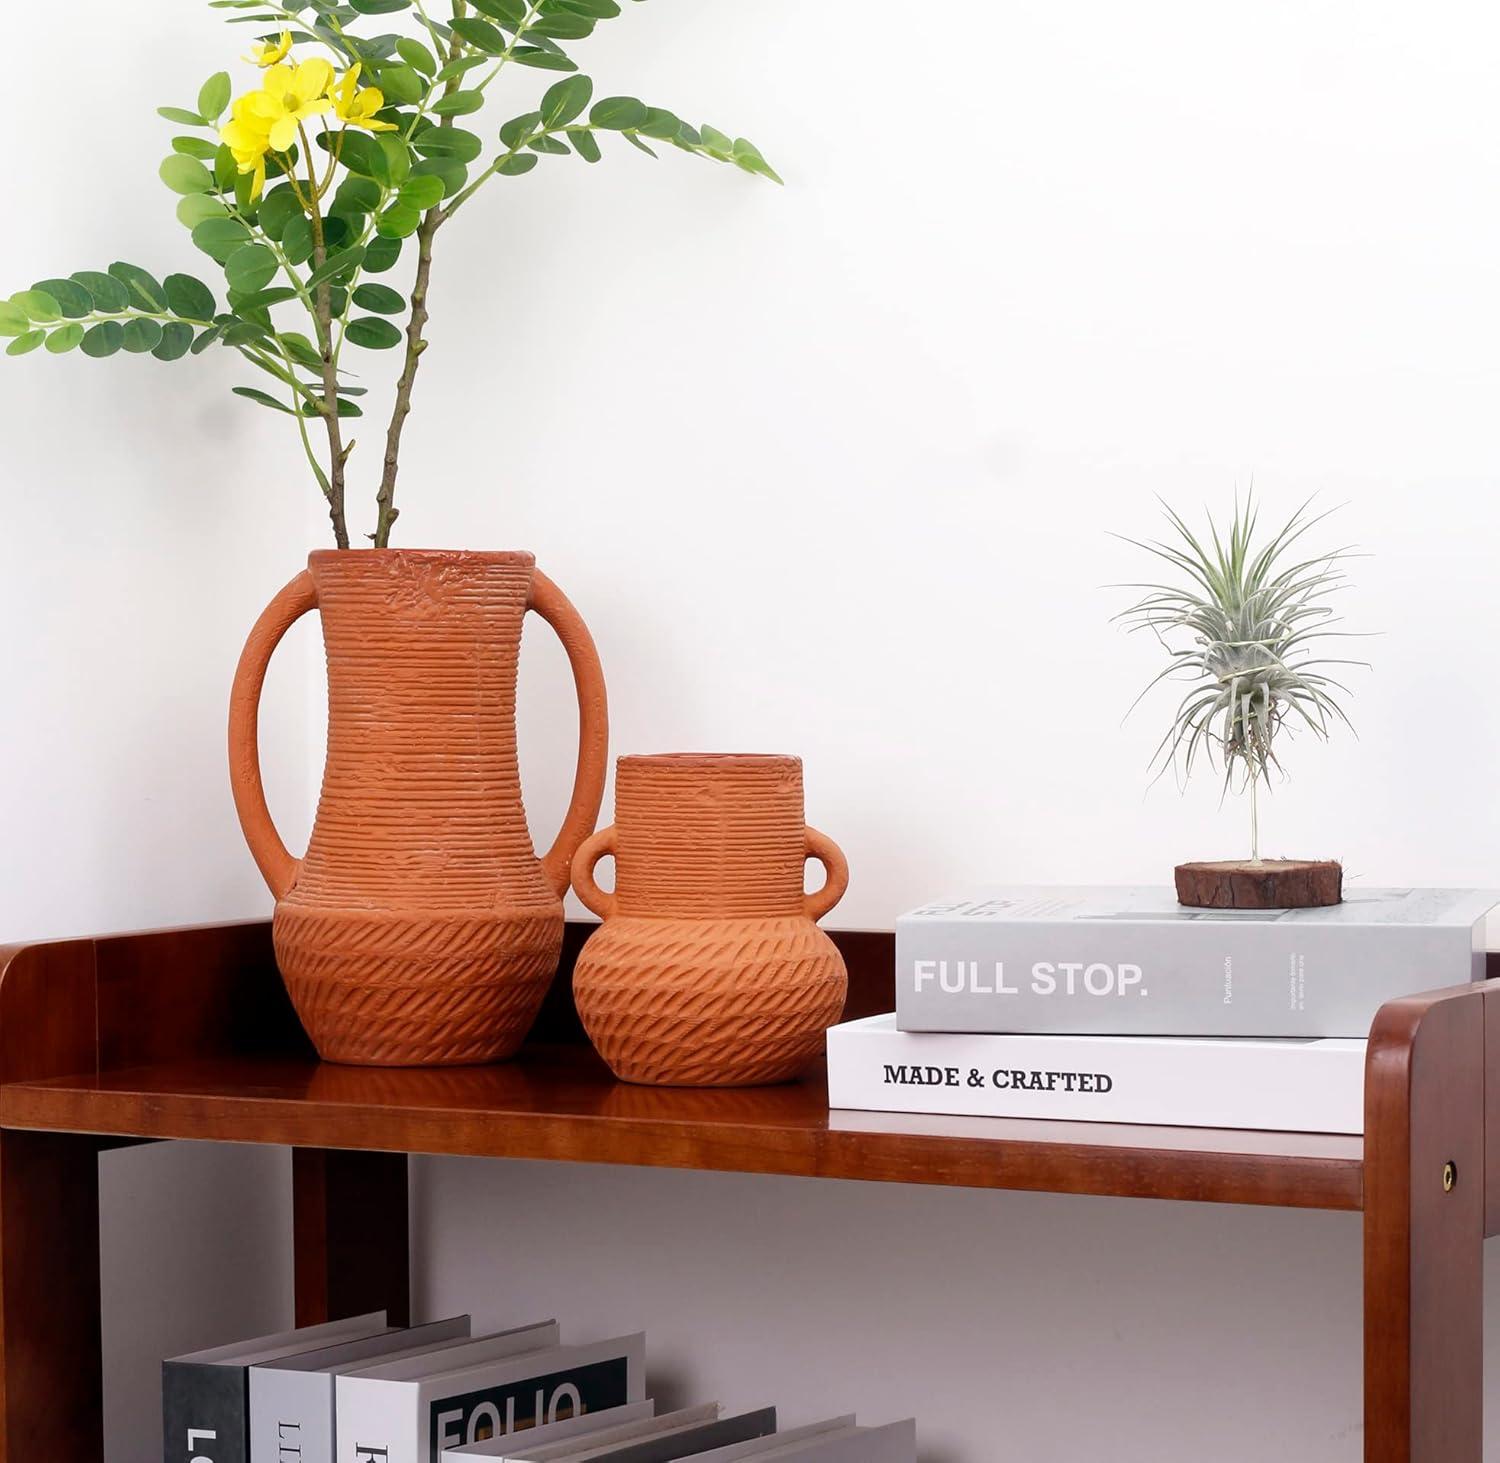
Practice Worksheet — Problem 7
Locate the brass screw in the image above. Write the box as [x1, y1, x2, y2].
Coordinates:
[1443, 1161, 1458, 1193]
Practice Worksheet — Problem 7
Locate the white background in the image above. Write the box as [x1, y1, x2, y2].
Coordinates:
[2, 1, 1498, 1458]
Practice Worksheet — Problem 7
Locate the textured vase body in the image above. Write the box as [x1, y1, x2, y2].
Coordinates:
[229, 550, 608, 1067]
[571, 754, 848, 1086]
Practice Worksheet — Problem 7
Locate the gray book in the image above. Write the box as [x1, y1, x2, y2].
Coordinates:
[688, 1418, 915, 1463]
[164, 1312, 390, 1463]
[896, 886, 1497, 1037]
[514, 1409, 776, 1463]
[250, 1316, 473, 1463]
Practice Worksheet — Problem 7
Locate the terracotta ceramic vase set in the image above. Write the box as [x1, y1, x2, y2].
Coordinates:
[229, 549, 848, 1082]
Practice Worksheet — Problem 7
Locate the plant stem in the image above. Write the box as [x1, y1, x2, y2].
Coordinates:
[1250, 764, 1260, 861]
[370, 4, 470, 548]
[301, 122, 352, 549]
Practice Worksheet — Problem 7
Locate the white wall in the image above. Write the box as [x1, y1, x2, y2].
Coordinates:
[3, 0, 1499, 1459]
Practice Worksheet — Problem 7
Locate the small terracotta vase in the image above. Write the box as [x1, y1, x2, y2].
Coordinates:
[228, 550, 608, 1067]
[570, 754, 849, 1087]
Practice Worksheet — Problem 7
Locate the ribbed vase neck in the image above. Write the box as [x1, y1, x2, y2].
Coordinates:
[614, 755, 808, 918]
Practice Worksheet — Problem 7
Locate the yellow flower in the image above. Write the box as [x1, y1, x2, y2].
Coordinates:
[246, 59, 336, 152]
[330, 64, 397, 134]
[244, 31, 293, 68]
[221, 94, 274, 201]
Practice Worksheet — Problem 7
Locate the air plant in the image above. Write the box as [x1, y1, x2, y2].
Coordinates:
[1115, 495, 1367, 861]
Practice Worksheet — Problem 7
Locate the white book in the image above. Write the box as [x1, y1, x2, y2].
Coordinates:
[514, 1408, 774, 1463]
[337, 1331, 645, 1463]
[251, 1317, 473, 1463]
[498, 1405, 722, 1461]
[441, 1400, 657, 1457]
[827, 1013, 1367, 1133]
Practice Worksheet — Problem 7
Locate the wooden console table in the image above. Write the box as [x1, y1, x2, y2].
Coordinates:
[0, 920, 1490, 1461]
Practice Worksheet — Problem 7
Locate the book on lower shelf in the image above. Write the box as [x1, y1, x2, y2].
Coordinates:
[164, 1311, 393, 1463]
[336, 1327, 644, 1463]
[826, 1012, 1367, 1134]
[895, 885, 1496, 1038]
[442, 1401, 710, 1458]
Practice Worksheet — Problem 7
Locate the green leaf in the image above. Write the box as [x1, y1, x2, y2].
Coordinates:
[399, 174, 446, 210]
[496, 152, 538, 176]
[44, 324, 85, 354]
[396, 37, 437, 75]
[107, 267, 167, 316]
[731, 137, 782, 184]
[302, 247, 365, 293]
[411, 156, 467, 197]
[172, 136, 222, 161]
[157, 106, 207, 126]
[512, 47, 578, 71]
[301, 396, 364, 418]
[198, 72, 232, 122]
[232, 385, 295, 414]
[434, 56, 489, 84]
[257, 187, 306, 241]
[350, 0, 410, 11]
[699, 124, 734, 158]
[332, 175, 383, 218]
[378, 135, 411, 187]
[0, 301, 29, 336]
[363, 235, 404, 273]
[622, 132, 656, 158]
[571, 128, 601, 163]
[80, 321, 125, 358]
[413, 126, 482, 162]
[152, 321, 195, 361]
[377, 63, 424, 106]
[280, 332, 324, 370]
[638, 107, 681, 140]
[531, 12, 594, 38]
[591, 96, 647, 130]
[346, 316, 403, 350]
[230, 285, 298, 316]
[224, 244, 280, 294]
[32, 279, 93, 320]
[215, 144, 239, 194]
[6, 330, 45, 357]
[281, 214, 315, 267]
[432, 90, 484, 116]
[121, 318, 165, 353]
[376, 201, 424, 238]
[192, 217, 252, 264]
[160, 153, 215, 196]
[555, 0, 620, 16]
[165, 274, 218, 320]
[71, 271, 130, 313]
[451, 17, 508, 53]
[334, 131, 391, 184]
[352, 282, 406, 314]
[541, 75, 593, 127]
[12, 290, 62, 324]
[471, 0, 526, 24]
[190, 325, 223, 355]
[529, 135, 570, 155]
[177, 194, 230, 229]
[499, 111, 542, 148]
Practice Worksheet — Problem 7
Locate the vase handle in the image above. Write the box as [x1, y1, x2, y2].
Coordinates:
[571, 826, 618, 919]
[804, 826, 849, 921]
[228, 570, 318, 900]
[528, 570, 610, 897]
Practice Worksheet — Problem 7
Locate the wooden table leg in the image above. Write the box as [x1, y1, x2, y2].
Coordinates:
[0, 1130, 102, 1463]
[1364, 989, 1485, 1462]
[292, 1148, 410, 1328]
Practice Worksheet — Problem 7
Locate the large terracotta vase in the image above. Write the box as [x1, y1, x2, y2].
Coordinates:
[570, 754, 849, 1086]
[228, 549, 608, 1067]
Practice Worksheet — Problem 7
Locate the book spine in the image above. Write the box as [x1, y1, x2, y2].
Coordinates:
[251, 1370, 332, 1463]
[895, 917, 1478, 1037]
[826, 1023, 1366, 1132]
[164, 1363, 250, 1463]
[336, 1379, 416, 1463]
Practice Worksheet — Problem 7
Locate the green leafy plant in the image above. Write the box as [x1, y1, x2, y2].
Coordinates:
[0, 0, 779, 549]
[1115, 496, 1367, 859]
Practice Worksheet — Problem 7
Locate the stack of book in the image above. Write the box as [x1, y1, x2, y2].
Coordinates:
[162, 1312, 915, 1463]
[827, 886, 1498, 1134]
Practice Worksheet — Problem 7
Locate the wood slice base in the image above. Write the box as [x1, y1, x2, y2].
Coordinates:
[1174, 859, 1343, 910]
